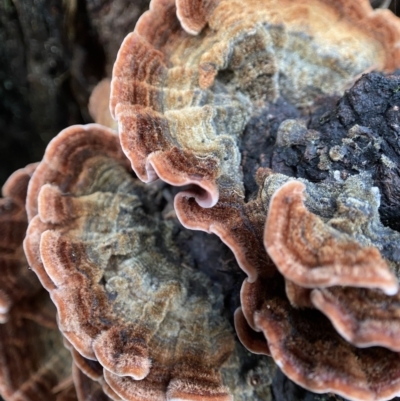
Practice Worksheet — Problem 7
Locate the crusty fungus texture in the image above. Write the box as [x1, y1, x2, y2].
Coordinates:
[265, 180, 397, 294]
[111, 0, 400, 281]
[0, 164, 41, 321]
[109, 0, 400, 399]
[3, 0, 400, 400]
[24, 123, 277, 401]
[0, 166, 78, 401]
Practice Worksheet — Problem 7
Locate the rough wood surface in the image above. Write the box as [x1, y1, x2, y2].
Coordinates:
[0, 0, 148, 186]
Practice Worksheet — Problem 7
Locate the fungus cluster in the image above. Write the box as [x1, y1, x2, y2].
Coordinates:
[2, 0, 400, 400]
[0, 165, 76, 400]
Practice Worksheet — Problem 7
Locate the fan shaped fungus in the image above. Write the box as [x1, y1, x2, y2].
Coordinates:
[111, 0, 400, 276]
[1, 0, 400, 400]
[24, 124, 249, 401]
[234, 175, 400, 400]
[0, 164, 41, 321]
[0, 166, 77, 401]
[264, 180, 397, 294]
[109, 1, 400, 399]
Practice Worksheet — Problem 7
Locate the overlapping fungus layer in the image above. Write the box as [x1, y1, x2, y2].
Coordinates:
[111, 0, 400, 280]
[24, 123, 277, 401]
[2, 0, 400, 400]
[0, 165, 78, 401]
[110, 0, 400, 400]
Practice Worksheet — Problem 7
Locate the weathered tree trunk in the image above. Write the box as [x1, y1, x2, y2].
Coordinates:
[0, 0, 148, 186]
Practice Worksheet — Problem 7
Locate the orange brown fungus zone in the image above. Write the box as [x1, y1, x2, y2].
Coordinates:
[24, 124, 236, 401]
[233, 308, 270, 356]
[0, 166, 77, 401]
[72, 364, 115, 401]
[89, 79, 118, 130]
[311, 287, 400, 351]
[0, 164, 41, 320]
[24, 124, 130, 293]
[176, 0, 217, 35]
[283, 279, 313, 309]
[111, 0, 400, 282]
[64, 336, 124, 400]
[175, 190, 274, 282]
[264, 180, 398, 294]
[238, 275, 400, 401]
[232, 176, 400, 400]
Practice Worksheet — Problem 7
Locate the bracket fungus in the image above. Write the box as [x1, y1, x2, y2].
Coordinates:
[264, 180, 398, 294]
[3, 0, 400, 400]
[234, 173, 400, 400]
[108, 0, 400, 399]
[239, 275, 400, 401]
[263, 179, 400, 351]
[24, 123, 277, 401]
[0, 166, 78, 401]
[110, 0, 400, 283]
[0, 164, 41, 321]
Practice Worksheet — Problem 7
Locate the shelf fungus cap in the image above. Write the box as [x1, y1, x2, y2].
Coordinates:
[239, 277, 400, 401]
[110, 0, 400, 284]
[89, 79, 118, 131]
[111, 0, 400, 213]
[264, 180, 398, 295]
[311, 287, 400, 351]
[0, 166, 77, 400]
[176, 0, 218, 35]
[0, 164, 41, 321]
[72, 363, 116, 401]
[24, 124, 129, 293]
[24, 124, 235, 401]
[236, 176, 400, 400]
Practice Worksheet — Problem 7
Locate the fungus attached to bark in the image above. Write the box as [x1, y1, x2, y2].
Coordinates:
[264, 180, 398, 294]
[25, 123, 278, 401]
[0, 164, 41, 320]
[109, 2, 400, 397]
[270, 73, 400, 232]
[238, 275, 400, 401]
[0, 166, 77, 401]
[233, 173, 400, 400]
[111, 0, 400, 283]
[2, 0, 400, 399]
[262, 179, 400, 353]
